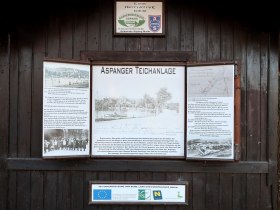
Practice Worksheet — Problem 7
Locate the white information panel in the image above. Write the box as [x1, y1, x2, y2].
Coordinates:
[42, 61, 90, 158]
[89, 182, 188, 204]
[186, 64, 235, 160]
[92, 65, 185, 158]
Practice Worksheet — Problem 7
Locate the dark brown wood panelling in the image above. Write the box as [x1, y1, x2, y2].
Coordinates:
[0, 1, 278, 210]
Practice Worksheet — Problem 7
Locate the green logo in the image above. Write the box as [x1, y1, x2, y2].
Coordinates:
[138, 189, 151, 200]
[118, 13, 145, 27]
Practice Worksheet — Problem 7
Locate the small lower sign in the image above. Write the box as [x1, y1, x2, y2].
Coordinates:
[89, 181, 188, 205]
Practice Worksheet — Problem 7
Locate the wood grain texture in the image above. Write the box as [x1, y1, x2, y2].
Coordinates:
[30, 171, 44, 210]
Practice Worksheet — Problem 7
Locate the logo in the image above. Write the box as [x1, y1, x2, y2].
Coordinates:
[118, 14, 145, 27]
[138, 189, 151, 200]
[153, 190, 162, 200]
[149, 15, 161, 32]
[93, 189, 112, 200]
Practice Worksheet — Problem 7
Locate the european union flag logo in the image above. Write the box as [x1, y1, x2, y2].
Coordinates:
[153, 190, 162, 200]
[93, 189, 112, 200]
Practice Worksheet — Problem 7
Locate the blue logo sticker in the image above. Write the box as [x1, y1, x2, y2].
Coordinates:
[149, 15, 161, 32]
[93, 189, 112, 200]
[153, 190, 162, 200]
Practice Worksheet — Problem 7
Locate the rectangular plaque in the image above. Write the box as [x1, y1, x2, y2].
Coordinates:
[186, 64, 235, 160]
[114, 1, 165, 36]
[89, 181, 188, 205]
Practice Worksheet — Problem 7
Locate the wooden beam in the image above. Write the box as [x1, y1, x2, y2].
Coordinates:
[4, 158, 268, 173]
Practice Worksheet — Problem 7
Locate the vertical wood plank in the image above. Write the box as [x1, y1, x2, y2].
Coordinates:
[180, 4, 193, 51]
[233, 22, 247, 160]
[71, 172, 84, 210]
[178, 173, 192, 210]
[0, 33, 9, 210]
[47, 15, 60, 58]
[57, 171, 71, 210]
[207, 15, 220, 61]
[17, 171, 31, 210]
[31, 27, 45, 157]
[8, 171, 17, 210]
[73, 12, 87, 59]
[259, 33, 268, 161]
[166, 1, 180, 51]
[100, 0, 112, 51]
[18, 32, 32, 158]
[260, 174, 272, 209]
[219, 174, 232, 210]
[192, 173, 205, 210]
[30, 171, 44, 210]
[9, 36, 19, 157]
[87, 3, 100, 51]
[126, 37, 140, 51]
[246, 32, 261, 161]
[140, 37, 153, 51]
[267, 32, 279, 210]
[84, 172, 98, 210]
[193, 11, 207, 61]
[221, 19, 233, 61]
[44, 171, 57, 210]
[247, 174, 260, 210]
[60, 14, 73, 59]
[232, 174, 246, 210]
[0, 33, 9, 158]
[205, 173, 219, 210]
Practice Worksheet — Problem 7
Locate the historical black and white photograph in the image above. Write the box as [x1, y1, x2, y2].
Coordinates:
[43, 129, 90, 157]
[43, 61, 91, 158]
[44, 62, 89, 88]
[92, 65, 185, 157]
[186, 64, 235, 160]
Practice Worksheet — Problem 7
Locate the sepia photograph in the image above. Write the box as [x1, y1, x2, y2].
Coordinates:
[43, 129, 90, 157]
[92, 65, 185, 157]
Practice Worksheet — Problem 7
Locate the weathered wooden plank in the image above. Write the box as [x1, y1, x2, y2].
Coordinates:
[246, 32, 261, 161]
[17, 171, 31, 210]
[87, 3, 100, 51]
[18, 35, 32, 158]
[140, 37, 153, 51]
[84, 172, 98, 210]
[9, 36, 19, 157]
[207, 15, 220, 61]
[180, 4, 193, 51]
[267, 32, 278, 209]
[8, 171, 16, 210]
[221, 19, 233, 60]
[205, 173, 219, 210]
[81, 51, 194, 62]
[0, 172, 7, 210]
[60, 14, 73, 59]
[260, 32, 269, 161]
[57, 171, 71, 210]
[166, 1, 180, 51]
[44, 172, 57, 210]
[178, 173, 192, 210]
[232, 174, 246, 210]
[193, 11, 206, 61]
[192, 173, 205, 210]
[6, 158, 269, 173]
[233, 22, 247, 160]
[260, 174, 272, 209]
[74, 12, 86, 59]
[30, 171, 44, 210]
[247, 174, 260, 210]
[219, 174, 232, 210]
[71, 172, 84, 210]
[31, 27, 45, 157]
[126, 37, 140, 51]
[47, 15, 60, 58]
[0, 34, 9, 158]
[100, 0, 112, 51]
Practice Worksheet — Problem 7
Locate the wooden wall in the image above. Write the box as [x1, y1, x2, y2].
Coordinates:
[0, 0, 278, 209]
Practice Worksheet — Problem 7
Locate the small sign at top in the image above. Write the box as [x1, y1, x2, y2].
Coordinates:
[114, 1, 165, 36]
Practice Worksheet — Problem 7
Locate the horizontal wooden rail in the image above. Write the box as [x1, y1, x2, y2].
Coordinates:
[2, 158, 269, 173]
